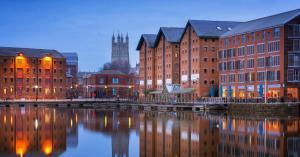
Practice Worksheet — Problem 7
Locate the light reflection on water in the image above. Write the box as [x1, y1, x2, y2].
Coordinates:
[0, 106, 299, 157]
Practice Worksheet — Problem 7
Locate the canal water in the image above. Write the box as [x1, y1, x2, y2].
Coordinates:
[0, 106, 299, 157]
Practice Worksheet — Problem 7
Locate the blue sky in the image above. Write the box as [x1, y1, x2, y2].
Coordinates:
[0, 0, 299, 71]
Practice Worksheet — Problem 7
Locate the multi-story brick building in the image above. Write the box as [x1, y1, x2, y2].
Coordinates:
[219, 9, 300, 99]
[0, 47, 67, 100]
[137, 34, 156, 96]
[82, 70, 138, 98]
[179, 20, 241, 99]
[153, 27, 184, 90]
[62, 52, 78, 88]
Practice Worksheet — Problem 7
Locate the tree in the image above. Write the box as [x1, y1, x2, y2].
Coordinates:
[102, 61, 131, 74]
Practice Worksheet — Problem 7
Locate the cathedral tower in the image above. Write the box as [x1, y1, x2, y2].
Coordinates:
[111, 33, 129, 65]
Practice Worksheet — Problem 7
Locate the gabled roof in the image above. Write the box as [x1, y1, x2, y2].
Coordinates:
[136, 34, 157, 50]
[0, 47, 64, 58]
[222, 8, 300, 37]
[153, 27, 184, 46]
[181, 20, 241, 40]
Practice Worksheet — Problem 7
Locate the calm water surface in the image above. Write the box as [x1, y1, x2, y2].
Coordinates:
[0, 106, 299, 157]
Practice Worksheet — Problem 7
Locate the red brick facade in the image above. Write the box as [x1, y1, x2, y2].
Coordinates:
[137, 35, 156, 97]
[0, 47, 67, 100]
[83, 70, 139, 98]
[180, 25, 219, 99]
[219, 15, 300, 99]
[138, 9, 300, 100]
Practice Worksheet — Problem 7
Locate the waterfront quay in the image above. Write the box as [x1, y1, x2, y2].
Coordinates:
[0, 98, 299, 115]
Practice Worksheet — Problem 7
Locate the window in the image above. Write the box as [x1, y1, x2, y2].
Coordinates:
[99, 78, 105, 84]
[252, 32, 255, 42]
[238, 73, 245, 82]
[17, 78, 22, 84]
[247, 45, 254, 55]
[267, 71, 280, 81]
[228, 74, 235, 83]
[257, 71, 265, 82]
[257, 58, 265, 67]
[112, 78, 119, 84]
[266, 56, 280, 67]
[245, 72, 255, 82]
[238, 47, 245, 56]
[227, 49, 235, 58]
[288, 54, 300, 67]
[45, 69, 50, 75]
[221, 75, 226, 83]
[268, 41, 280, 52]
[235, 60, 244, 70]
[112, 88, 117, 96]
[211, 47, 216, 52]
[227, 61, 235, 70]
[247, 59, 254, 68]
[293, 24, 300, 37]
[219, 50, 226, 59]
[257, 44, 265, 54]
[273, 27, 280, 39]
[287, 69, 299, 82]
[219, 62, 226, 71]
[242, 34, 247, 43]
[293, 39, 300, 51]
[262, 31, 266, 40]
[17, 58, 22, 64]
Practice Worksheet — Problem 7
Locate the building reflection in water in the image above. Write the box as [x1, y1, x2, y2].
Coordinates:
[139, 112, 300, 157]
[0, 107, 67, 157]
[0, 107, 299, 157]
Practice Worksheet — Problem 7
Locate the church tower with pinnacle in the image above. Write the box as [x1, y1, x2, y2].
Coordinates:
[111, 33, 129, 65]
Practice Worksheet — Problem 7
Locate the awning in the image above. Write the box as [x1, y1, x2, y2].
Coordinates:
[149, 88, 195, 94]
[149, 90, 163, 94]
[170, 88, 195, 94]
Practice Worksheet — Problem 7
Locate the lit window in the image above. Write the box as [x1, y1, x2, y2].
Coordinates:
[112, 78, 119, 84]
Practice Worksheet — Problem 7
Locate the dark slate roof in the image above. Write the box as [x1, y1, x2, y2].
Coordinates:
[222, 8, 300, 37]
[136, 34, 157, 50]
[182, 20, 241, 39]
[154, 27, 184, 46]
[99, 70, 125, 75]
[0, 47, 64, 58]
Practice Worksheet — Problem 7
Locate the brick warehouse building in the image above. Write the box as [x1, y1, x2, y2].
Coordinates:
[179, 20, 241, 100]
[0, 47, 67, 100]
[82, 70, 139, 98]
[153, 27, 184, 90]
[219, 9, 300, 99]
[137, 21, 241, 100]
[137, 34, 156, 97]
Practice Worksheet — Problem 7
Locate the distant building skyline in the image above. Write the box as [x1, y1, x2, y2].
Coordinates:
[0, 0, 300, 71]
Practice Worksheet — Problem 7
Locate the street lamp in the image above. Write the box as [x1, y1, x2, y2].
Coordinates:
[34, 85, 38, 101]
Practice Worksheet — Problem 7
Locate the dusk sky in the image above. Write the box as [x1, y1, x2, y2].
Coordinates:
[0, 0, 300, 71]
